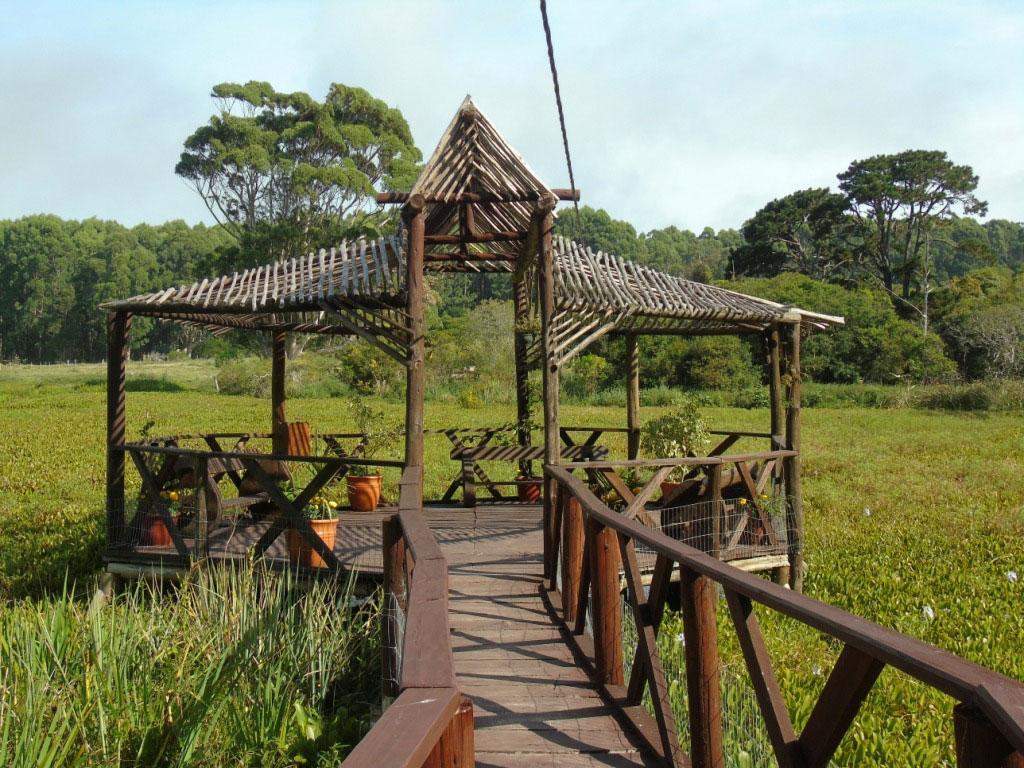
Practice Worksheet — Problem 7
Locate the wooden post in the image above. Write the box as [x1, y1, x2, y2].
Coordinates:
[626, 334, 640, 460]
[680, 566, 724, 768]
[708, 463, 723, 559]
[560, 496, 585, 624]
[784, 321, 804, 591]
[271, 330, 287, 454]
[537, 196, 560, 586]
[404, 195, 427, 505]
[589, 518, 624, 686]
[382, 515, 406, 699]
[194, 455, 209, 561]
[424, 695, 474, 767]
[767, 325, 790, 585]
[953, 704, 1024, 767]
[106, 311, 131, 550]
[513, 276, 532, 477]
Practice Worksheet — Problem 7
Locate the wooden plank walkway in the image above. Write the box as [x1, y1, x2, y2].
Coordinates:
[437, 508, 661, 767]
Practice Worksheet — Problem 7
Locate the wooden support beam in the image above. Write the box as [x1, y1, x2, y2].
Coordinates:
[784, 321, 804, 591]
[767, 324, 789, 585]
[404, 195, 427, 497]
[424, 230, 528, 245]
[271, 330, 287, 454]
[588, 518, 623, 686]
[106, 311, 131, 549]
[798, 644, 883, 768]
[560, 496, 585, 624]
[539, 202, 560, 586]
[382, 515, 406, 699]
[680, 565, 724, 768]
[626, 334, 640, 460]
[954, 704, 1024, 768]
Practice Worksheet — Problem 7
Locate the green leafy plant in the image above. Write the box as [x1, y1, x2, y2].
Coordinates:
[350, 400, 402, 459]
[639, 397, 711, 481]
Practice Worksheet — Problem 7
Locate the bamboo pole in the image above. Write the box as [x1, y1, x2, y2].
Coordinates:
[106, 311, 131, 550]
[626, 334, 640, 460]
[513, 276, 532, 477]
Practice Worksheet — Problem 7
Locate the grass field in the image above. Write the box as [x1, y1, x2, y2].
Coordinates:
[1, 361, 1022, 765]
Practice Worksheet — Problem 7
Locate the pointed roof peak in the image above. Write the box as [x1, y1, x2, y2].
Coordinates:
[410, 97, 552, 203]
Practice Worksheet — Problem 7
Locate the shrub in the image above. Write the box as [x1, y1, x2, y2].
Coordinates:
[215, 357, 270, 397]
[640, 396, 711, 474]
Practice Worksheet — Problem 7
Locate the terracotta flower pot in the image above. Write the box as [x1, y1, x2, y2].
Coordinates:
[142, 513, 173, 547]
[659, 481, 686, 502]
[287, 518, 337, 569]
[347, 474, 383, 511]
[517, 477, 543, 503]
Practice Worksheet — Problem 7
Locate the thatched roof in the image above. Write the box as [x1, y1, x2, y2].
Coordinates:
[104, 97, 842, 349]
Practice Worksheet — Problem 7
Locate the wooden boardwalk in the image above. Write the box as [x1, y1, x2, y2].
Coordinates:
[436, 509, 661, 767]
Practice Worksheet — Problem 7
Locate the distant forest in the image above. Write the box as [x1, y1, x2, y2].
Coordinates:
[2, 81, 1022, 387]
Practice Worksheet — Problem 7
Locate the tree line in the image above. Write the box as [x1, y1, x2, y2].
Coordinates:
[1, 80, 1021, 385]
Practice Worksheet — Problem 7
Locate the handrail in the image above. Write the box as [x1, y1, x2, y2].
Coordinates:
[123, 441, 404, 468]
[564, 448, 797, 471]
[546, 463, 1024, 764]
[341, 465, 471, 767]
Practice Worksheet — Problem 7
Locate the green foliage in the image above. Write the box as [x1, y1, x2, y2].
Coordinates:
[349, 399, 401, 458]
[0, 567, 379, 766]
[639, 397, 710, 480]
[176, 81, 420, 269]
[728, 273, 955, 383]
[563, 354, 612, 399]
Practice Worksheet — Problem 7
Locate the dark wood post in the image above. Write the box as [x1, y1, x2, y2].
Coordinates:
[626, 333, 640, 460]
[106, 311, 131, 550]
[424, 694, 475, 767]
[767, 325, 790, 585]
[271, 330, 287, 454]
[709, 463, 723, 559]
[404, 195, 427, 504]
[589, 518, 624, 686]
[513, 276, 533, 478]
[537, 196, 560, 586]
[382, 515, 406, 699]
[953, 704, 1024, 767]
[680, 565, 724, 768]
[194, 455, 209, 561]
[784, 321, 804, 591]
[560, 496, 585, 624]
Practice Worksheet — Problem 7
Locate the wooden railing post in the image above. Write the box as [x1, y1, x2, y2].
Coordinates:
[382, 515, 406, 700]
[106, 311, 130, 549]
[680, 566, 724, 768]
[423, 695, 474, 768]
[954, 704, 1024, 768]
[194, 455, 209, 561]
[588, 518, 624, 686]
[561, 496, 585, 623]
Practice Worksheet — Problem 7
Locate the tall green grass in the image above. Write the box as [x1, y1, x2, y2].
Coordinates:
[0, 567, 380, 767]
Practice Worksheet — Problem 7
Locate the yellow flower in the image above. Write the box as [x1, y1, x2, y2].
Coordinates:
[738, 497, 747, 506]
[328, 501, 338, 510]
[168, 491, 179, 502]
[759, 493, 769, 500]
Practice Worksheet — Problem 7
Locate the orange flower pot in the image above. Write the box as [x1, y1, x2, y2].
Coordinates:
[286, 518, 337, 569]
[659, 481, 686, 502]
[142, 513, 173, 547]
[347, 474, 383, 511]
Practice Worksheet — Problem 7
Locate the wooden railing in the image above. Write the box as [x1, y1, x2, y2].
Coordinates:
[110, 432, 400, 571]
[342, 466, 473, 767]
[546, 463, 1024, 768]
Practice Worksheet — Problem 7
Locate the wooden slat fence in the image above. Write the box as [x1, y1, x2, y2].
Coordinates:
[546, 463, 1024, 768]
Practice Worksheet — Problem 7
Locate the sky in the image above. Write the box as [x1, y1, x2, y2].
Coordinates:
[1, 0, 1022, 233]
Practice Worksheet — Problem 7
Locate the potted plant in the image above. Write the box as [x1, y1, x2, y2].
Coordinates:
[345, 401, 401, 511]
[142, 489, 180, 546]
[287, 494, 339, 568]
[639, 396, 711, 499]
[506, 413, 541, 503]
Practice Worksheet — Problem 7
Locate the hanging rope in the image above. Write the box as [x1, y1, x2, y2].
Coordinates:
[539, 0, 581, 235]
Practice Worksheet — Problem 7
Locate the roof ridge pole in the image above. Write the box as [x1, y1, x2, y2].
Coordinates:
[403, 193, 427, 506]
[537, 193, 560, 588]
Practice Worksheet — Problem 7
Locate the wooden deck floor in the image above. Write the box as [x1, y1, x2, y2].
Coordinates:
[439, 512, 661, 766]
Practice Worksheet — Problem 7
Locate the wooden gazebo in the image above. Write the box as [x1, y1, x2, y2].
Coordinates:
[103, 97, 841, 588]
